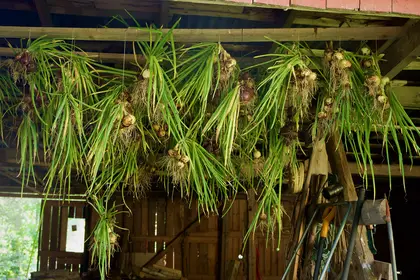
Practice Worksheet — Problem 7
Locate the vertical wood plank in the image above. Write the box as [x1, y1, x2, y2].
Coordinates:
[189, 243, 198, 275]
[291, 0, 325, 9]
[248, 193, 257, 280]
[59, 206, 69, 251]
[360, 0, 392, 12]
[208, 214, 217, 276]
[174, 199, 183, 270]
[393, 0, 420, 15]
[49, 205, 60, 269]
[40, 202, 52, 271]
[166, 198, 174, 268]
[132, 201, 142, 252]
[140, 198, 149, 253]
[148, 199, 157, 253]
[199, 243, 209, 274]
[75, 205, 83, 218]
[327, 0, 359, 9]
[253, 0, 290, 6]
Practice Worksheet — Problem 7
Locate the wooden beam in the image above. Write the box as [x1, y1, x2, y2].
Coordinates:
[33, 0, 53, 26]
[325, 131, 375, 279]
[377, 19, 418, 54]
[326, 132, 358, 201]
[392, 86, 420, 108]
[0, 26, 403, 42]
[348, 162, 420, 178]
[380, 20, 420, 79]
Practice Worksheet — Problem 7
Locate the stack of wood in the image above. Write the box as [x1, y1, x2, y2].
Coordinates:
[31, 270, 81, 280]
[139, 264, 183, 280]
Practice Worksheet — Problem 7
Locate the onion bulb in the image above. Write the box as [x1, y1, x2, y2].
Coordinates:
[109, 232, 118, 244]
[325, 51, 333, 62]
[180, 155, 190, 164]
[324, 105, 331, 112]
[333, 52, 344, 61]
[240, 89, 254, 103]
[325, 98, 333, 106]
[247, 114, 253, 121]
[363, 60, 372, 68]
[339, 59, 352, 69]
[302, 68, 312, 77]
[253, 150, 262, 159]
[152, 124, 161, 132]
[168, 149, 176, 157]
[142, 69, 150, 79]
[377, 95, 388, 104]
[157, 130, 166, 137]
[367, 75, 381, 87]
[177, 161, 185, 169]
[122, 114, 136, 127]
[381, 77, 390, 86]
[259, 212, 267, 221]
[318, 111, 327, 119]
[308, 72, 317, 81]
[361, 47, 371, 55]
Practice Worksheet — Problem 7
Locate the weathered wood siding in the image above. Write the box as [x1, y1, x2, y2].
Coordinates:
[227, 0, 420, 16]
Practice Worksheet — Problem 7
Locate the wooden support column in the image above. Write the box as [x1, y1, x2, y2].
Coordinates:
[218, 210, 228, 279]
[247, 191, 257, 280]
[326, 132, 375, 279]
[380, 20, 420, 79]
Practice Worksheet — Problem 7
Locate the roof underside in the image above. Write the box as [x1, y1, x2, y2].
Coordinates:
[1, 0, 420, 195]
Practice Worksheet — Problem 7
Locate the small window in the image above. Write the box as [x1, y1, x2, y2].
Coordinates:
[65, 218, 85, 253]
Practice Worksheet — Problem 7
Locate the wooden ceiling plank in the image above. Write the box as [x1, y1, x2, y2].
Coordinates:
[348, 162, 420, 178]
[380, 20, 420, 78]
[0, 26, 403, 42]
[392, 86, 420, 108]
[33, 0, 53, 26]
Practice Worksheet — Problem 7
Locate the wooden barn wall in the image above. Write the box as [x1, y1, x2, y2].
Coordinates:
[38, 200, 87, 272]
[105, 195, 296, 280]
[228, 0, 420, 16]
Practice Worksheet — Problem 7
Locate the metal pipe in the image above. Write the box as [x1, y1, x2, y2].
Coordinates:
[340, 188, 366, 280]
[281, 207, 320, 280]
[319, 202, 352, 280]
[386, 201, 398, 279]
[313, 237, 326, 280]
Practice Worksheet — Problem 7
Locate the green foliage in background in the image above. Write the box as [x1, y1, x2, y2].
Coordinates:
[0, 198, 40, 279]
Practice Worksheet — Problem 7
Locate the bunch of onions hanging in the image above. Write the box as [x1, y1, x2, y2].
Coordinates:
[239, 149, 265, 180]
[161, 145, 190, 188]
[217, 46, 237, 93]
[289, 67, 317, 121]
[365, 75, 390, 110]
[324, 48, 352, 93]
[2, 50, 36, 83]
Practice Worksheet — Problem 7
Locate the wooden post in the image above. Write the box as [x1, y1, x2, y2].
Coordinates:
[326, 132, 375, 279]
[247, 191, 257, 280]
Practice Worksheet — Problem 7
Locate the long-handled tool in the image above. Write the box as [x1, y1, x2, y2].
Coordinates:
[282, 202, 352, 280]
[340, 187, 366, 280]
[313, 206, 336, 280]
[386, 200, 398, 280]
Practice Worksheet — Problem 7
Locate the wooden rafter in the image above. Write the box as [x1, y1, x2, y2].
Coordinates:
[33, 0, 53, 26]
[380, 20, 420, 79]
[0, 26, 403, 42]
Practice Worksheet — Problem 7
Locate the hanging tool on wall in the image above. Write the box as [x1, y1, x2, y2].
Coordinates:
[341, 187, 366, 280]
[386, 200, 398, 280]
[282, 201, 352, 280]
[313, 206, 336, 280]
